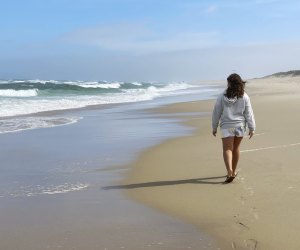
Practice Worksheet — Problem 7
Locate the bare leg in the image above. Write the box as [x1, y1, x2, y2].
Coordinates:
[222, 137, 234, 177]
[232, 136, 243, 176]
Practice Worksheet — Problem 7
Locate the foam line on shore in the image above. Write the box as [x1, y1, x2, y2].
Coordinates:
[241, 142, 300, 153]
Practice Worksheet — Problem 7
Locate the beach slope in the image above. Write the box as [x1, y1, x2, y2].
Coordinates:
[122, 76, 300, 249]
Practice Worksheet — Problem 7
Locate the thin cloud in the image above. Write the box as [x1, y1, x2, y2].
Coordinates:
[205, 5, 218, 13]
[62, 23, 219, 54]
[253, 0, 281, 4]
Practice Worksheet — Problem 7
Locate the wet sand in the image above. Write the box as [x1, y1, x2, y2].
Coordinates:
[122, 76, 300, 249]
[0, 98, 218, 249]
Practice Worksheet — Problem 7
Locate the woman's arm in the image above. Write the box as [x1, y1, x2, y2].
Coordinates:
[212, 94, 223, 135]
[244, 95, 256, 133]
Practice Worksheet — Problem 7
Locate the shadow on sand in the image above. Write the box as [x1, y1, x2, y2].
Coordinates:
[102, 175, 226, 190]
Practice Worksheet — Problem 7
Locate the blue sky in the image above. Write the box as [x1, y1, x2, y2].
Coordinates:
[1, 0, 300, 81]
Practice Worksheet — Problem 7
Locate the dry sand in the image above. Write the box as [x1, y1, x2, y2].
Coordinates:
[122, 76, 300, 250]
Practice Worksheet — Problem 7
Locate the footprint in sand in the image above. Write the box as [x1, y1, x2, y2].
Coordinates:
[250, 207, 259, 220]
[244, 239, 258, 250]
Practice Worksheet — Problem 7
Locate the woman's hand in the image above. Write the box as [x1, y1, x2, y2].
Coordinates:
[249, 130, 254, 139]
[212, 130, 217, 137]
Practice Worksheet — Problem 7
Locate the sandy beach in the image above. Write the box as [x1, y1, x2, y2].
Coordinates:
[121, 76, 300, 249]
[1, 76, 299, 249]
[3, 0, 300, 248]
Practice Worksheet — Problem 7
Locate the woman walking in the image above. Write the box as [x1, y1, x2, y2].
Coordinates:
[212, 73, 256, 183]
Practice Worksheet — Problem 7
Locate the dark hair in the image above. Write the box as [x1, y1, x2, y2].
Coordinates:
[225, 73, 246, 98]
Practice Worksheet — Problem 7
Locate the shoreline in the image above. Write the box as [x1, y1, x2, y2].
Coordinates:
[0, 88, 221, 249]
[121, 77, 300, 249]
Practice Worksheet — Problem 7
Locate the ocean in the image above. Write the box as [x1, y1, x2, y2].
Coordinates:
[0, 79, 221, 249]
[0, 79, 218, 134]
[0, 79, 222, 196]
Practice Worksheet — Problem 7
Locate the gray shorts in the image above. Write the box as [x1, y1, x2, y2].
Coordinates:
[220, 126, 246, 138]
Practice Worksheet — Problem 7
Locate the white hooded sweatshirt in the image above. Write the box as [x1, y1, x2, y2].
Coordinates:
[212, 91, 255, 131]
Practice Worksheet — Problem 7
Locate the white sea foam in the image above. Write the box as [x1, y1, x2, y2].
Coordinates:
[129, 82, 195, 97]
[0, 82, 206, 117]
[78, 82, 121, 89]
[158, 82, 195, 92]
[27, 79, 59, 84]
[131, 82, 142, 86]
[78, 81, 98, 85]
[0, 89, 38, 97]
[64, 81, 81, 84]
[0, 116, 81, 134]
[7, 183, 89, 198]
[10, 80, 25, 83]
